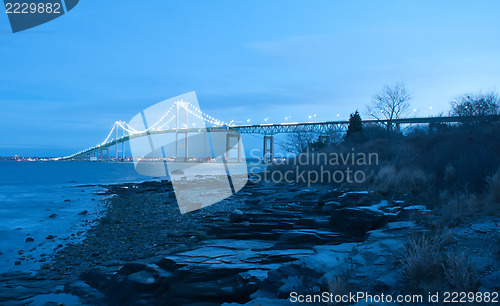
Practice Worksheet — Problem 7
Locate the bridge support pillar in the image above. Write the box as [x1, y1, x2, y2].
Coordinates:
[263, 136, 274, 163]
[101, 148, 109, 161]
[115, 123, 119, 161]
[114, 122, 126, 162]
[226, 133, 242, 162]
[115, 140, 125, 161]
[176, 132, 188, 162]
[89, 151, 98, 162]
[115, 144, 124, 161]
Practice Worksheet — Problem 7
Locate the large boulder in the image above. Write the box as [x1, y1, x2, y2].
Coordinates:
[127, 270, 158, 287]
[230, 209, 246, 223]
[64, 280, 107, 305]
[395, 205, 430, 221]
[80, 263, 173, 305]
[277, 276, 304, 298]
[322, 201, 341, 212]
[318, 190, 344, 202]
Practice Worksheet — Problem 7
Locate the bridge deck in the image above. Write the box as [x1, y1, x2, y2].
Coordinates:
[57, 115, 500, 160]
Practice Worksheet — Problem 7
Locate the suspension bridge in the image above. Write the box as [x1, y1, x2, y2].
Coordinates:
[54, 100, 500, 162]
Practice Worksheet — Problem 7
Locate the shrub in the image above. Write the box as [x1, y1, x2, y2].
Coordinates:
[400, 230, 480, 293]
[400, 232, 449, 292]
[443, 252, 478, 292]
[441, 192, 480, 227]
[486, 169, 500, 207]
[271, 122, 500, 199]
[373, 165, 433, 196]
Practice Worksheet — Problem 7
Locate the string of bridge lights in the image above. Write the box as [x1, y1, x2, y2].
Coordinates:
[182, 101, 233, 126]
[100, 122, 117, 145]
[115, 103, 177, 134]
[183, 104, 230, 126]
[143, 104, 176, 130]
[68, 102, 181, 158]
[104, 103, 326, 145]
[154, 114, 177, 130]
[67, 99, 331, 159]
[96, 100, 233, 149]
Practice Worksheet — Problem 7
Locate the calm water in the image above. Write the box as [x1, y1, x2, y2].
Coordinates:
[0, 161, 161, 273]
[0, 160, 264, 273]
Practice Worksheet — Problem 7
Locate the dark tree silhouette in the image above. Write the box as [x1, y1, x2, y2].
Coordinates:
[281, 131, 317, 154]
[450, 91, 499, 117]
[346, 110, 362, 138]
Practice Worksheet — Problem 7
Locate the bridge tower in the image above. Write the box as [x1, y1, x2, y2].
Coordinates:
[176, 101, 189, 162]
[263, 136, 274, 163]
[97, 148, 109, 161]
[226, 133, 242, 162]
[115, 121, 126, 161]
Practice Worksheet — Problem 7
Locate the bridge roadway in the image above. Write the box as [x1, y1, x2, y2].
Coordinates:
[57, 115, 500, 160]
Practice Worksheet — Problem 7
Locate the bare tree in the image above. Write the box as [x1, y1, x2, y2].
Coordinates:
[325, 126, 345, 145]
[450, 91, 499, 117]
[368, 82, 412, 132]
[281, 131, 317, 154]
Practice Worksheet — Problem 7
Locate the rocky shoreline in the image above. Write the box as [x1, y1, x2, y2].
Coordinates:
[1, 179, 499, 305]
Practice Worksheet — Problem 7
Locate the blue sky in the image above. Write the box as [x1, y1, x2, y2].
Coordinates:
[1, 1, 499, 156]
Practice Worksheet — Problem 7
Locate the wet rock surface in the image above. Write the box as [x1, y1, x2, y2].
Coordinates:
[1, 180, 498, 305]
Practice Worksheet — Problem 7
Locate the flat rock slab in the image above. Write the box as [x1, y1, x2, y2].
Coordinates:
[223, 297, 293, 305]
[298, 247, 353, 273]
[0, 272, 75, 305]
[469, 221, 499, 234]
[160, 239, 316, 272]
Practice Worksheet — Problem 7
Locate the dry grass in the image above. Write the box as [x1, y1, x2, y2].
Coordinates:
[399, 232, 450, 292]
[443, 163, 457, 183]
[487, 170, 500, 202]
[443, 252, 478, 292]
[438, 168, 500, 225]
[373, 165, 434, 196]
[486, 169, 500, 215]
[441, 192, 480, 227]
[400, 230, 480, 293]
[326, 260, 354, 305]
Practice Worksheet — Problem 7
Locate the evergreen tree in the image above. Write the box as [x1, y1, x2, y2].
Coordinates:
[347, 110, 362, 138]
